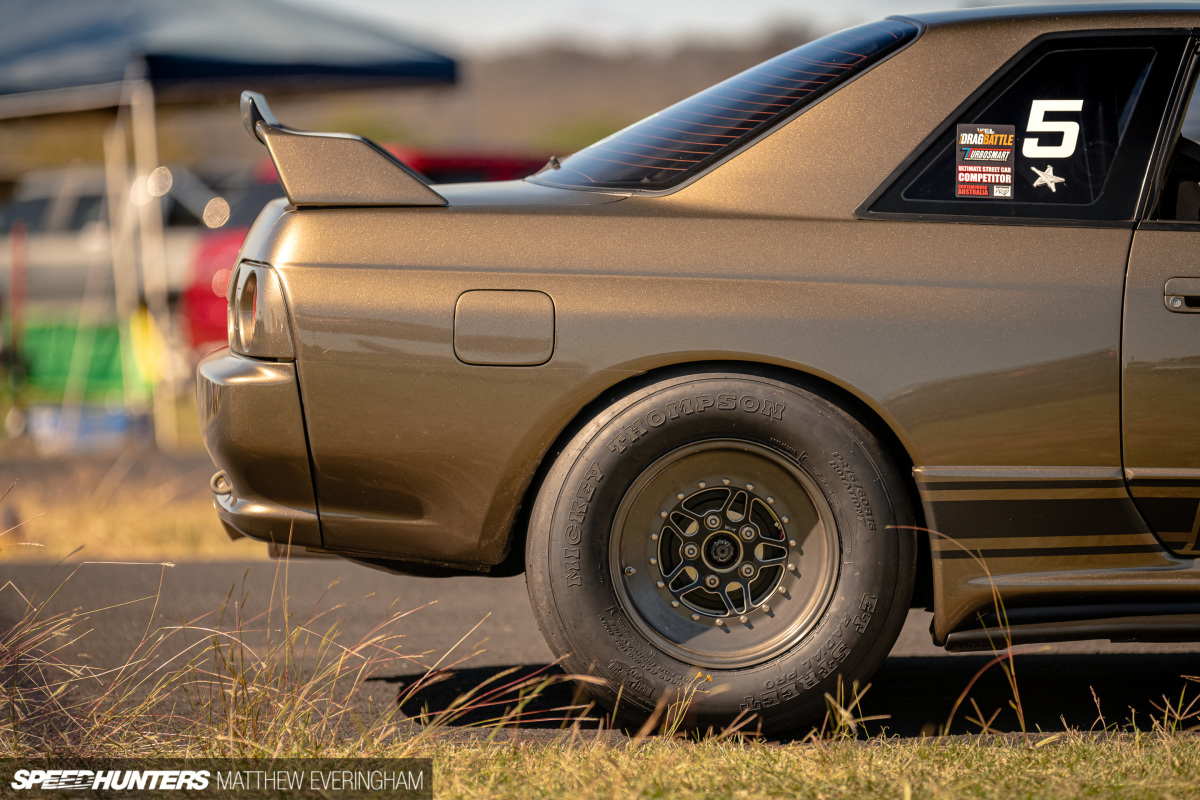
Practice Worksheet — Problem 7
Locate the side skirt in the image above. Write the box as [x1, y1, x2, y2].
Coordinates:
[914, 466, 1190, 643]
[944, 602, 1200, 651]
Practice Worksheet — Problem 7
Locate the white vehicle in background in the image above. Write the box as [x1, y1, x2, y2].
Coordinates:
[0, 164, 223, 305]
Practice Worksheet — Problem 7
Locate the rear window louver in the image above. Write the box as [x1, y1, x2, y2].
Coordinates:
[532, 19, 919, 192]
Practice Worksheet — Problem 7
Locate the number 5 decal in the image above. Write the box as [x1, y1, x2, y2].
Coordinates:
[1022, 100, 1083, 158]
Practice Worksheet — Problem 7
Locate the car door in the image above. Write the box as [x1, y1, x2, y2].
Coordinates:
[1124, 41, 1200, 555]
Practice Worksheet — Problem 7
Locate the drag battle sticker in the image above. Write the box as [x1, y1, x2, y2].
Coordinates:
[955, 124, 1015, 199]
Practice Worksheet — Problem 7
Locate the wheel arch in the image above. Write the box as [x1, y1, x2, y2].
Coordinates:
[502, 358, 932, 609]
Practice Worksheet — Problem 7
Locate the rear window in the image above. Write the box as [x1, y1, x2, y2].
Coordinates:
[530, 19, 919, 192]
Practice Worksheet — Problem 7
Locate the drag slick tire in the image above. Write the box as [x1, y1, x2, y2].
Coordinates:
[525, 370, 916, 734]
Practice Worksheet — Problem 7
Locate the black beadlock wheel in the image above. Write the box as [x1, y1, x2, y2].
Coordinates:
[525, 370, 916, 733]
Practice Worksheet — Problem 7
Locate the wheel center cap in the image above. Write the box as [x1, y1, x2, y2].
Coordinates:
[703, 532, 741, 570]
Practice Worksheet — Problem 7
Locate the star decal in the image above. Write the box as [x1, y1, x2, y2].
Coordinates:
[1030, 164, 1066, 192]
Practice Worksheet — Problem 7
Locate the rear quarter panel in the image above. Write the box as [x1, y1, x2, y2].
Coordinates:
[263, 205, 1130, 568]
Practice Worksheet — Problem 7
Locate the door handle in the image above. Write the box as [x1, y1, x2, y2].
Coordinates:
[1164, 277, 1200, 312]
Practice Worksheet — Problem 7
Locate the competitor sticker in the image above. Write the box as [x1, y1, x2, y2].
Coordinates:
[955, 124, 1015, 199]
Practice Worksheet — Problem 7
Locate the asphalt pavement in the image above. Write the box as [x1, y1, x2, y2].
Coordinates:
[3, 558, 1198, 738]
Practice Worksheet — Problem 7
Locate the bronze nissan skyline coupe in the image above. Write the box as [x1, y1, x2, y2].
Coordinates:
[199, 3, 1200, 731]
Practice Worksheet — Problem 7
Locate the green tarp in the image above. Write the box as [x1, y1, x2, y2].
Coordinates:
[16, 323, 130, 399]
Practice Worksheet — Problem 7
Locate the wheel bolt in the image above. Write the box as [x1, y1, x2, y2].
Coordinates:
[739, 525, 755, 541]
[787, 564, 796, 572]
[704, 575, 719, 589]
[715, 619, 725, 627]
[672, 601, 680, 607]
[683, 543, 699, 559]
[789, 539, 796, 546]
[650, 558, 657, 565]
[739, 563, 755, 578]
[656, 581, 665, 588]
[624, 566, 636, 576]
[692, 614, 700, 621]
[762, 604, 771, 613]
[739, 615, 748, 624]
[705, 514, 722, 529]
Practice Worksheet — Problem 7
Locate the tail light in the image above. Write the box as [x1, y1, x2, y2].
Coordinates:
[228, 262, 294, 360]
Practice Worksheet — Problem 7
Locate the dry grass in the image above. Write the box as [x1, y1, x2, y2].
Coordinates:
[5, 547, 1200, 800]
[0, 532, 605, 761]
[2, 496, 254, 562]
[4, 464, 1200, 799]
[0, 444, 265, 562]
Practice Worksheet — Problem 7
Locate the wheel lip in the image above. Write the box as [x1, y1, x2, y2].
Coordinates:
[608, 438, 841, 670]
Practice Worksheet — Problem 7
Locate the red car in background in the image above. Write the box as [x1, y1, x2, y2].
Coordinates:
[181, 148, 548, 349]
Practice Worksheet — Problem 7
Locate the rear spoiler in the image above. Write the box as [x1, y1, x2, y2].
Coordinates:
[240, 91, 447, 207]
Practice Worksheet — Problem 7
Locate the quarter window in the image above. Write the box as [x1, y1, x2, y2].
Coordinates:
[867, 34, 1188, 222]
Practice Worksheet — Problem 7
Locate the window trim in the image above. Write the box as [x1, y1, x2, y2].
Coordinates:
[856, 29, 1193, 228]
[526, 18, 926, 198]
[1139, 40, 1200, 226]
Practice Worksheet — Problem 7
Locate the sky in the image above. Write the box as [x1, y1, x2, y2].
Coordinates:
[286, 0, 1009, 56]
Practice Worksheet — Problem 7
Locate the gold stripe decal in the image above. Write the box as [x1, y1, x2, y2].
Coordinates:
[914, 466, 1127, 501]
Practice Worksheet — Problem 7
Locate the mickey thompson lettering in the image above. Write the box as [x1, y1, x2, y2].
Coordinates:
[829, 451, 876, 531]
[563, 461, 603, 587]
[607, 394, 785, 453]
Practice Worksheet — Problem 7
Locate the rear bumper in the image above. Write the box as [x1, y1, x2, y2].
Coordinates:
[196, 348, 321, 547]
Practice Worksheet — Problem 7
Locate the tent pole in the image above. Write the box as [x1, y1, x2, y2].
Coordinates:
[129, 74, 178, 450]
[103, 116, 142, 416]
[58, 215, 113, 454]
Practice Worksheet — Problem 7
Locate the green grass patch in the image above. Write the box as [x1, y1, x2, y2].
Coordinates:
[433, 735, 1200, 800]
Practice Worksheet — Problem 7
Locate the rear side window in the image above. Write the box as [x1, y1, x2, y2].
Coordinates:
[866, 34, 1188, 222]
[531, 19, 919, 193]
